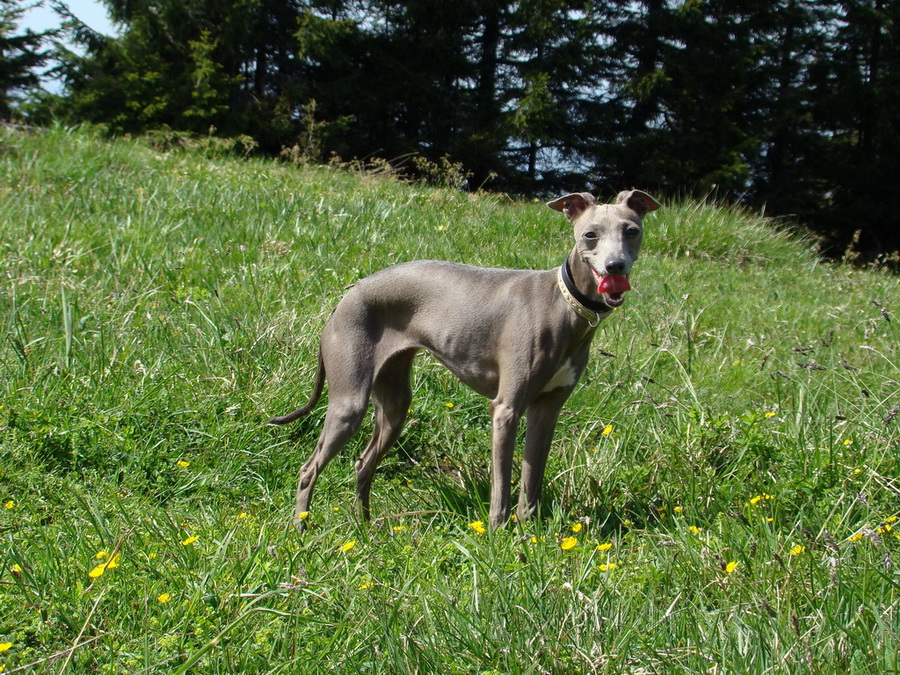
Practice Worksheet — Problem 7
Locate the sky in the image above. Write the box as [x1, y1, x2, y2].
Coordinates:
[17, 1, 117, 93]
[20, 0, 117, 38]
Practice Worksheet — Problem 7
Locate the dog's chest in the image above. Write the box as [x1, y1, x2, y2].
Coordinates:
[542, 360, 579, 393]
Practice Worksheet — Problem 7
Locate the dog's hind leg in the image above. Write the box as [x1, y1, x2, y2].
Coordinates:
[354, 349, 416, 521]
[293, 375, 372, 529]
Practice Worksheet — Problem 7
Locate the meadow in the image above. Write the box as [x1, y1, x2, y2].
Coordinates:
[0, 124, 898, 673]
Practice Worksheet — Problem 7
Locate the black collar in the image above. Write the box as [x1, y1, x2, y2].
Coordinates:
[559, 258, 614, 317]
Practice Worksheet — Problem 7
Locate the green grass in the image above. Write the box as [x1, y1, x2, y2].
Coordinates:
[1, 124, 898, 673]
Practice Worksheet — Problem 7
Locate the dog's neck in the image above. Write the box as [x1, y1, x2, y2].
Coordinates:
[559, 252, 614, 323]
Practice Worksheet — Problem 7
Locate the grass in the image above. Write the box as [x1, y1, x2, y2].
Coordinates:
[0, 123, 898, 673]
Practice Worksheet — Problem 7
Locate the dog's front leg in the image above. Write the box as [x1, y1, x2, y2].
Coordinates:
[518, 393, 567, 522]
[488, 399, 521, 527]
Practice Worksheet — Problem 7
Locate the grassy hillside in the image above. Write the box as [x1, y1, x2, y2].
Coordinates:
[1, 125, 898, 673]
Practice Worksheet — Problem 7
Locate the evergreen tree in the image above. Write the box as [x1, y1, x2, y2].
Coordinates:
[0, 0, 54, 120]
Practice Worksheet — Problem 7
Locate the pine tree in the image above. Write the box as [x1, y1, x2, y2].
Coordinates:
[0, 0, 54, 120]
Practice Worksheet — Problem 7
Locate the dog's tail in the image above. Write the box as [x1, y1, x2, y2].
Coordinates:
[267, 347, 326, 425]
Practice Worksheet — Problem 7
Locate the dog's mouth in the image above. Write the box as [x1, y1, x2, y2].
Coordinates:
[590, 268, 631, 308]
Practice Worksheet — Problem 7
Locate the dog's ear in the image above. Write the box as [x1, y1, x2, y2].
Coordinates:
[616, 190, 661, 217]
[547, 192, 595, 221]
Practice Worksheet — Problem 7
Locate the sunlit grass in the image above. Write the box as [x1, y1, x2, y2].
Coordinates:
[0, 124, 898, 672]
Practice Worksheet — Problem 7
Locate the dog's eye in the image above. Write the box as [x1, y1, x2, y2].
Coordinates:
[625, 227, 641, 238]
[583, 231, 598, 240]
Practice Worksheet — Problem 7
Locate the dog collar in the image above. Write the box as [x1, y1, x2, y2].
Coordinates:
[557, 260, 614, 326]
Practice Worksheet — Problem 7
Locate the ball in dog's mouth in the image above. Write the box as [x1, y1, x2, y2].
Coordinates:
[594, 271, 631, 307]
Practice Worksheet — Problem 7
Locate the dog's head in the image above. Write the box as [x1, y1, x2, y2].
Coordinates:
[548, 189, 660, 307]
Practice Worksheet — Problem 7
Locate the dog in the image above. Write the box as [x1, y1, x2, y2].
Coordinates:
[269, 189, 660, 528]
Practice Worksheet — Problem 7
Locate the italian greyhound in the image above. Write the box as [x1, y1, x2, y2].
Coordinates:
[269, 189, 660, 529]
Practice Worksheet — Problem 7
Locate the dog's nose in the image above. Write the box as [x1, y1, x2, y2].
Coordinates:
[606, 259, 627, 275]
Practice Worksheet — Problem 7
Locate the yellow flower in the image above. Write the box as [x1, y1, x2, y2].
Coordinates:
[725, 561, 739, 574]
[88, 563, 107, 579]
[789, 545, 805, 555]
[468, 521, 487, 535]
[297, 511, 310, 520]
[764, 411, 777, 418]
[0, 642, 11, 653]
[95, 550, 109, 560]
[176, 460, 190, 468]
[444, 402, 454, 409]
[392, 525, 406, 532]
[748, 494, 773, 506]
[157, 593, 171, 603]
[10, 564, 22, 574]
[358, 581, 373, 591]
[596, 542, 613, 551]
[560, 536, 578, 550]
[341, 540, 356, 553]
[673, 506, 684, 514]
[843, 438, 852, 446]
[181, 536, 198, 546]
[601, 424, 613, 436]
[689, 526, 701, 535]
[886, 516, 898, 524]
[599, 563, 617, 572]
[236, 512, 248, 520]
[3, 500, 13, 510]
[848, 532, 864, 542]
[106, 554, 121, 570]
[571, 523, 583, 533]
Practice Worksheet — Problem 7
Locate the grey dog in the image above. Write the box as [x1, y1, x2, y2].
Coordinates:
[269, 189, 660, 528]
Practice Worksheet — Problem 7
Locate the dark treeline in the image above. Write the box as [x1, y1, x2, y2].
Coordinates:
[8, 0, 900, 260]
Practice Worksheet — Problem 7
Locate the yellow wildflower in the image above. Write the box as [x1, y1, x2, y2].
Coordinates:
[392, 525, 406, 532]
[106, 554, 121, 570]
[3, 500, 13, 510]
[11, 564, 22, 574]
[341, 540, 356, 553]
[560, 536, 578, 550]
[88, 563, 106, 579]
[157, 593, 171, 603]
[789, 545, 805, 555]
[843, 438, 852, 446]
[176, 460, 190, 468]
[673, 506, 684, 514]
[725, 561, 739, 574]
[0, 642, 11, 652]
[571, 523, 582, 533]
[468, 521, 487, 535]
[95, 550, 108, 560]
[181, 536, 198, 546]
[601, 424, 613, 436]
[297, 511, 310, 520]
[599, 563, 617, 572]
[236, 512, 248, 520]
[848, 532, 864, 542]
[444, 402, 454, 409]
[689, 526, 701, 535]
[764, 411, 777, 418]
[596, 542, 613, 551]
[358, 581, 374, 591]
